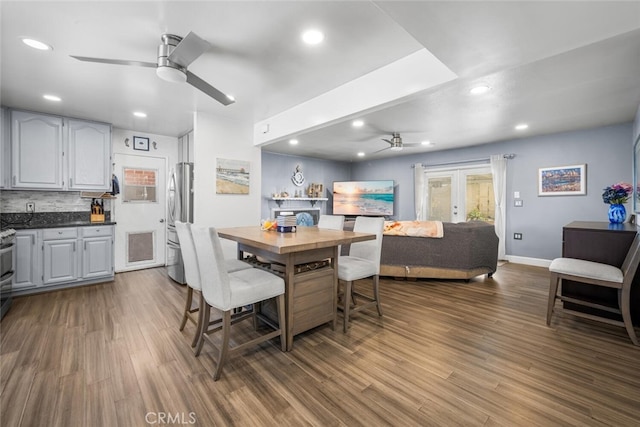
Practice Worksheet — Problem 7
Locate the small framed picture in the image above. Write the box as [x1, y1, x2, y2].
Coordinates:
[133, 136, 149, 151]
[538, 164, 586, 196]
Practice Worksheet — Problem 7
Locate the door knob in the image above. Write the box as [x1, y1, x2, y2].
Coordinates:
[159, 219, 165, 223]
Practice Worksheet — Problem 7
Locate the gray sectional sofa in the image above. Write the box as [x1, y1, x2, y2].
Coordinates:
[379, 221, 499, 280]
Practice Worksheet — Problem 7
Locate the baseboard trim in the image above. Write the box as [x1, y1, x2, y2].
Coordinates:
[504, 255, 552, 268]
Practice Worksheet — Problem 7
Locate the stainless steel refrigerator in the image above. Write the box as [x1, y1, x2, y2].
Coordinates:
[167, 162, 194, 284]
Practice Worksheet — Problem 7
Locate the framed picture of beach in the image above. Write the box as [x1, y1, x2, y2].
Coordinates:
[216, 158, 250, 194]
[538, 164, 586, 196]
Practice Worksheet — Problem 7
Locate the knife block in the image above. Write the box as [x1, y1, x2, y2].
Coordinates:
[90, 213, 105, 223]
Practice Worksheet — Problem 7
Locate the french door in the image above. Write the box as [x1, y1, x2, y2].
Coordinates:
[425, 166, 495, 223]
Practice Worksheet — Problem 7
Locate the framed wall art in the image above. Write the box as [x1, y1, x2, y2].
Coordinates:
[133, 136, 149, 151]
[216, 158, 250, 194]
[538, 164, 586, 196]
[634, 134, 640, 213]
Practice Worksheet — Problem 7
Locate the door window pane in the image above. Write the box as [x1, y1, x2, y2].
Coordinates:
[123, 168, 157, 202]
[465, 173, 495, 223]
[428, 177, 452, 222]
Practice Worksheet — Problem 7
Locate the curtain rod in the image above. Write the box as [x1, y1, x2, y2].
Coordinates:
[411, 153, 515, 168]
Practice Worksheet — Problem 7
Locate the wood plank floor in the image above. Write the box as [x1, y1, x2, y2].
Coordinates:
[1, 263, 639, 426]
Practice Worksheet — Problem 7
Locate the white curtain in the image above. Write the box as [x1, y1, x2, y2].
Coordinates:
[490, 155, 507, 260]
[414, 163, 427, 220]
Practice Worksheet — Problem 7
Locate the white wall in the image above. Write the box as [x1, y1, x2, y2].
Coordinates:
[111, 128, 179, 171]
[193, 112, 261, 228]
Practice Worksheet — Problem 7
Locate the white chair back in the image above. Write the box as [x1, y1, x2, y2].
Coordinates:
[350, 216, 385, 274]
[190, 225, 232, 311]
[318, 214, 345, 230]
[175, 221, 201, 291]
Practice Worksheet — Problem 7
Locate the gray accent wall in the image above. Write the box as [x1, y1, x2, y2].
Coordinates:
[263, 122, 635, 261]
[261, 152, 351, 219]
[351, 123, 634, 260]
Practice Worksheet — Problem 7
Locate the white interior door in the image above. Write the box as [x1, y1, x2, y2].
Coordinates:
[113, 153, 166, 272]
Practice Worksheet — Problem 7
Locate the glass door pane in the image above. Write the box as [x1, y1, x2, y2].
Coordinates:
[464, 172, 495, 223]
[427, 175, 454, 222]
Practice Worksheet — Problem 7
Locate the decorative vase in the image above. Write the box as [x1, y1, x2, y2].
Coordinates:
[608, 203, 626, 224]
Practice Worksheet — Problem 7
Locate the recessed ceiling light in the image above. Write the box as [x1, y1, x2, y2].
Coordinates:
[301, 29, 324, 45]
[515, 123, 529, 130]
[133, 111, 147, 118]
[21, 38, 53, 51]
[470, 85, 491, 95]
[43, 94, 61, 102]
[352, 120, 364, 128]
[421, 140, 433, 146]
[289, 139, 299, 145]
[357, 152, 365, 157]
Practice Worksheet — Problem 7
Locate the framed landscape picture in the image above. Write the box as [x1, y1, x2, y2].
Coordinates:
[538, 164, 586, 196]
[216, 158, 250, 194]
[634, 135, 640, 213]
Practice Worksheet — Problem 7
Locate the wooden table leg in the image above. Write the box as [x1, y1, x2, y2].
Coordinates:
[285, 254, 295, 351]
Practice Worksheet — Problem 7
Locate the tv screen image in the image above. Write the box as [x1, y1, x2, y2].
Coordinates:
[332, 180, 394, 216]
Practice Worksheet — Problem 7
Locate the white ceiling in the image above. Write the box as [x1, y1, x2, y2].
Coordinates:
[2, 1, 639, 162]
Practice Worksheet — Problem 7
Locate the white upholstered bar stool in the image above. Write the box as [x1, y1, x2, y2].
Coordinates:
[547, 234, 640, 346]
[191, 225, 286, 381]
[175, 221, 251, 348]
[337, 216, 385, 333]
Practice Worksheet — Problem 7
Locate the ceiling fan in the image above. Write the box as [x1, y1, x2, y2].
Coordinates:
[71, 32, 235, 106]
[375, 132, 424, 153]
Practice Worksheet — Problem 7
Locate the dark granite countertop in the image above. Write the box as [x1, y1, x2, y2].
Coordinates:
[1, 212, 116, 230]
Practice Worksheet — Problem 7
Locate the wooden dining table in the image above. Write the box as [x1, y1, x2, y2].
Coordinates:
[217, 225, 375, 351]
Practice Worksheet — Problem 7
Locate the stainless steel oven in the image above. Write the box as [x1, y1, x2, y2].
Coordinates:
[0, 229, 16, 320]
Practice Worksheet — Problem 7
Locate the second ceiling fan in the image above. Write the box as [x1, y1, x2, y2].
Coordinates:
[375, 132, 423, 153]
[71, 31, 235, 106]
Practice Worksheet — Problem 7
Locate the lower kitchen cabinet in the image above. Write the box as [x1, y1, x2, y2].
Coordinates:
[43, 238, 78, 284]
[14, 230, 41, 290]
[82, 226, 113, 279]
[13, 225, 114, 296]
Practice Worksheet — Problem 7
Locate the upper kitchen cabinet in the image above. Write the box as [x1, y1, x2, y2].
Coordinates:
[11, 110, 64, 189]
[67, 119, 112, 190]
[9, 110, 112, 191]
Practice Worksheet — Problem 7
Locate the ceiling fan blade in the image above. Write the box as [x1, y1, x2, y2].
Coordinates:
[373, 147, 391, 154]
[381, 138, 393, 145]
[168, 31, 211, 68]
[403, 143, 424, 148]
[70, 55, 157, 68]
[186, 71, 235, 106]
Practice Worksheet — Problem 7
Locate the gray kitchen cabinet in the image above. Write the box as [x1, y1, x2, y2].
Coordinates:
[67, 119, 112, 191]
[81, 226, 113, 278]
[42, 228, 78, 285]
[11, 110, 64, 189]
[0, 107, 9, 189]
[12, 225, 114, 296]
[14, 230, 42, 290]
[9, 109, 112, 191]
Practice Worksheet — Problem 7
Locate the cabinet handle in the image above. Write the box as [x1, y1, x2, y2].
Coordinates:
[70, 178, 73, 187]
[12, 176, 16, 186]
[84, 241, 87, 251]
[73, 242, 76, 252]
[31, 235, 35, 245]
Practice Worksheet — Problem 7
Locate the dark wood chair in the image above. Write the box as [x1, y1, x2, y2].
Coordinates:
[547, 234, 640, 346]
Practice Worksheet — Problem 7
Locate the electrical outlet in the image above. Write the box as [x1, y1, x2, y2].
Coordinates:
[514, 199, 523, 207]
[514, 232, 523, 240]
[26, 202, 35, 213]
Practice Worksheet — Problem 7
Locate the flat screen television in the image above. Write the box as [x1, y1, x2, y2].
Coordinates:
[332, 180, 394, 216]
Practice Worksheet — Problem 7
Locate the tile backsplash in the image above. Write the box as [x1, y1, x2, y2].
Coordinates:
[0, 190, 111, 213]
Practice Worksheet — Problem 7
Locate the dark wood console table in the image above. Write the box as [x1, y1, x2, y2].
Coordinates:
[562, 221, 639, 324]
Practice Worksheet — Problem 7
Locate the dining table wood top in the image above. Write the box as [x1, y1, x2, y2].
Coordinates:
[217, 226, 375, 255]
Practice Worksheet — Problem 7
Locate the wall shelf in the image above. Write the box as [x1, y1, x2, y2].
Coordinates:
[80, 191, 117, 199]
[270, 197, 328, 207]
